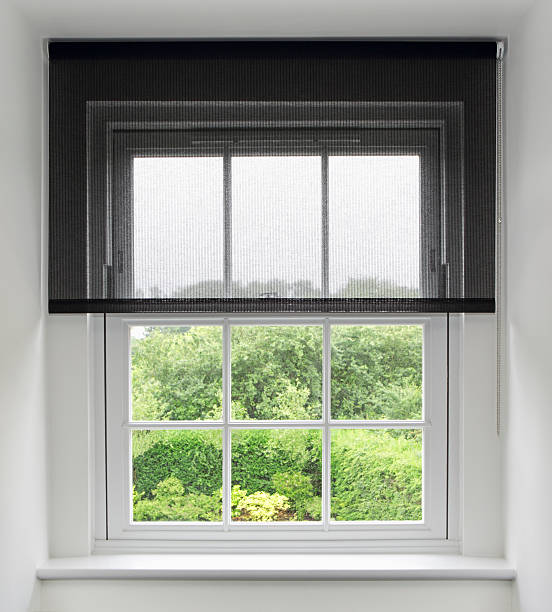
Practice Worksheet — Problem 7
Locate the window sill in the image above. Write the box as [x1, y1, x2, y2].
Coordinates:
[36, 554, 515, 581]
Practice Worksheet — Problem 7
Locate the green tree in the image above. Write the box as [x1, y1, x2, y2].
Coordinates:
[331, 325, 422, 420]
[231, 325, 322, 420]
[131, 326, 223, 420]
[131, 323, 424, 522]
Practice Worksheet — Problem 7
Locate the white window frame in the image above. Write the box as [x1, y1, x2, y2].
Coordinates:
[94, 312, 450, 551]
[87, 101, 463, 305]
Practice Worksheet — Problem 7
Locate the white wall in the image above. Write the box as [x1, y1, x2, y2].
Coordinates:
[0, 4, 47, 612]
[8, 0, 531, 38]
[41, 579, 512, 612]
[38, 10, 508, 612]
[461, 315, 502, 556]
[46, 316, 92, 558]
[3, 0, 548, 609]
[505, 1, 552, 610]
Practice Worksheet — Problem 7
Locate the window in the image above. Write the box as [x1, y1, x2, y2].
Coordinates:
[93, 102, 455, 548]
[48, 40, 498, 552]
[88, 102, 459, 311]
[103, 314, 447, 543]
[97, 105, 450, 544]
[107, 123, 442, 303]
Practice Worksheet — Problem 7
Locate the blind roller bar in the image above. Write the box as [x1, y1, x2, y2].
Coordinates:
[48, 40, 498, 60]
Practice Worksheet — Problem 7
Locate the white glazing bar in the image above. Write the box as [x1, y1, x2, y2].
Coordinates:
[124, 314, 428, 326]
[326, 420, 429, 429]
[222, 318, 231, 530]
[125, 422, 225, 429]
[124, 420, 430, 430]
[223, 151, 232, 299]
[321, 151, 329, 298]
[322, 318, 331, 530]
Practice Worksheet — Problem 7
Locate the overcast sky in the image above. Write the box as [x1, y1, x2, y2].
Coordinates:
[133, 154, 420, 298]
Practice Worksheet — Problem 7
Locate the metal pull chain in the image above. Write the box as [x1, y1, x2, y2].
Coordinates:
[496, 41, 505, 435]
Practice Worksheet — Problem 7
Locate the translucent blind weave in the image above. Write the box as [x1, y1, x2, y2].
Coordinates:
[48, 41, 497, 313]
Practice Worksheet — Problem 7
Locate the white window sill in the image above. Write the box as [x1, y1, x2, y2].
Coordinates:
[36, 554, 515, 581]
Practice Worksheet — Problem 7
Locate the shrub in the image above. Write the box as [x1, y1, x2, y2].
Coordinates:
[232, 429, 322, 496]
[272, 472, 314, 520]
[230, 484, 248, 518]
[303, 496, 322, 521]
[331, 430, 422, 521]
[133, 430, 222, 497]
[233, 487, 290, 522]
[133, 477, 221, 521]
[134, 429, 321, 501]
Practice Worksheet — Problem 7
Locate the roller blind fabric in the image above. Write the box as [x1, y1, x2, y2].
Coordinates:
[48, 41, 497, 313]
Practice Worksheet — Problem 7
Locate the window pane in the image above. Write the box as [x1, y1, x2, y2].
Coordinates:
[232, 156, 321, 298]
[331, 325, 423, 420]
[131, 325, 223, 421]
[132, 429, 223, 522]
[329, 155, 420, 298]
[231, 326, 322, 420]
[133, 157, 224, 298]
[331, 429, 422, 521]
[231, 429, 322, 522]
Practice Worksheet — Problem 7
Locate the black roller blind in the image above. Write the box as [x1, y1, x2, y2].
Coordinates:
[48, 40, 497, 314]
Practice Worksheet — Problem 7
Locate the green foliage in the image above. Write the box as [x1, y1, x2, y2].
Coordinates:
[272, 472, 314, 520]
[331, 429, 422, 521]
[131, 324, 422, 423]
[232, 485, 291, 522]
[331, 325, 422, 420]
[232, 429, 322, 496]
[133, 477, 221, 521]
[303, 496, 322, 521]
[231, 326, 322, 420]
[131, 324, 424, 522]
[131, 326, 223, 421]
[230, 484, 248, 518]
[133, 430, 222, 497]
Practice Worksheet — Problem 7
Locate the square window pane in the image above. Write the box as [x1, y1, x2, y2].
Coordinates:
[331, 429, 422, 521]
[232, 156, 322, 298]
[132, 429, 222, 522]
[131, 325, 223, 421]
[329, 155, 420, 298]
[231, 326, 322, 420]
[133, 157, 224, 298]
[331, 325, 423, 420]
[231, 429, 322, 522]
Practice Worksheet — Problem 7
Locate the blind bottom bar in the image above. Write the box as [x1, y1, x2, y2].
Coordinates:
[49, 297, 495, 314]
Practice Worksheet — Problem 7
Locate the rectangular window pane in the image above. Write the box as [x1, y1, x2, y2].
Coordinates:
[133, 157, 224, 298]
[232, 156, 321, 298]
[132, 429, 223, 522]
[231, 326, 322, 420]
[331, 325, 423, 420]
[329, 155, 420, 298]
[231, 429, 322, 522]
[131, 325, 222, 421]
[331, 429, 422, 521]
